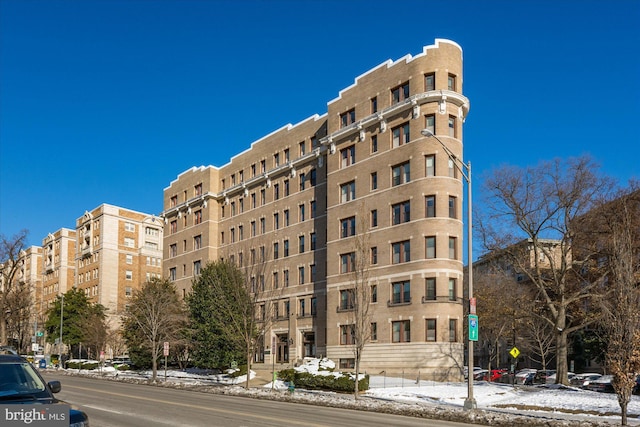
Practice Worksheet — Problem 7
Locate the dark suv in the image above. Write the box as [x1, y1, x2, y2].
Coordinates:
[0, 348, 89, 426]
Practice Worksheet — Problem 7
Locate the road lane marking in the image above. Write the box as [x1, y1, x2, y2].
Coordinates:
[83, 404, 124, 415]
[65, 384, 328, 427]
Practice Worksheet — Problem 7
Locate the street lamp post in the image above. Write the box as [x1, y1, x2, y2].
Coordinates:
[421, 128, 476, 410]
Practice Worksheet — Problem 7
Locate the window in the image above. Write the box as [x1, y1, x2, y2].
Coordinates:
[169, 268, 176, 281]
[284, 179, 290, 197]
[449, 319, 458, 342]
[284, 269, 289, 287]
[340, 252, 355, 274]
[195, 183, 203, 196]
[340, 181, 356, 203]
[341, 145, 355, 168]
[284, 239, 289, 257]
[448, 278, 457, 301]
[251, 163, 256, 177]
[274, 153, 280, 167]
[125, 270, 133, 280]
[274, 212, 280, 230]
[170, 244, 177, 258]
[425, 278, 436, 301]
[299, 266, 305, 285]
[299, 141, 306, 156]
[238, 225, 244, 241]
[341, 217, 356, 238]
[274, 183, 280, 200]
[170, 195, 177, 207]
[392, 200, 411, 225]
[391, 82, 409, 104]
[392, 161, 410, 186]
[124, 222, 135, 232]
[260, 189, 265, 205]
[426, 319, 437, 341]
[310, 232, 316, 250]
[231, 227, 236, 243]
[340, 325, 355, 345]
[392, 320, 410, 343]
[284, 148, 290, 162]
[299, 204, 305, 222]
[449, 196, 457, 218]
[391, 280, 411, 304]
[425, 72, 435, 91]
[309, 169, 317, 186]
[170, 220, 177, 234]
[299, 173, 306, 191]
[371, 135, 378, 153]
[339, 358, 355, 369]
[125, 286, 132, 297]
[124, 237, 135, 248]
[310, 200, 317, 218]
[425, 154, 435, 177]
[231, 201, 236, 216]
[449, 115, 457, 138]
[339, 289, 354, 310]
[126, 254, 133, 264]
[299, 299, 306, 317]
[260, 159, 266, 173]
[448, 73, 456, 91]
[194, 260, 202, 276]
[426, 236, 436, 259]
[370, 247, 378, 265]
[273, 272, 279, 289]
[371, 284, 377, 303]
[194, 210, 202, 225]
[424, 114, 435, 135]
[251, 221, 256, 237]
[311, 297, 317, 315]
[231, 174, 236, 185]
[311, 264, 316, 281]
[371, 97, 377, 113]
[340, 108, 356, 128]
[425, 195, 436, 217]
[299, 235, 305, 253]
[371, 322, 378, 341]
[274, 242, 279, 259]
[284, 209, 290, 226]
[392, 123, 410, 147]
[259, 217, 266, 234]
[370, 209, 378, 227]
[370, 172, 377, 190]
[392, 240, 410, 264]
[449, 237, 457, 259]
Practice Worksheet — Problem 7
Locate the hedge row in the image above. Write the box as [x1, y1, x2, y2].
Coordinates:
[278, 369, 369, 392]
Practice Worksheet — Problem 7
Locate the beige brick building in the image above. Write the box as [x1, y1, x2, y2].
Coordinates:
[162, 39, 470, 376]
[41, 229, 76, 312]
[75, 204, 163, 320]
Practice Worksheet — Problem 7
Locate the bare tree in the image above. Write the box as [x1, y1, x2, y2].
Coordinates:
[478, 156, 613, 385]
[346, 209, 373, 399]
[586, 188, 640, 425]
[122, 277, 187, 383]
[521, 311, 556, 370]
[0, 230, 29, 347]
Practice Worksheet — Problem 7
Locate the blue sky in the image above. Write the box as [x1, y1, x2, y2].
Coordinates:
[1, 0, 639, 247]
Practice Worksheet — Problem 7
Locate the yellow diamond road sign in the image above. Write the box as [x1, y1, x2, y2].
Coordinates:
[510, 347, 520, 359]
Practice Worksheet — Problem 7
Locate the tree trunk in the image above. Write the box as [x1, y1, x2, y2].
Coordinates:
[554, 329, 569, 385]
[245, 342, 252, 389]
[621, 400, 628, 425]
[0, 312, 6, 346]
[354, 353, 360, 400]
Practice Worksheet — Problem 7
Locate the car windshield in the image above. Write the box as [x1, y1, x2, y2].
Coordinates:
[0, 362, 47, 397]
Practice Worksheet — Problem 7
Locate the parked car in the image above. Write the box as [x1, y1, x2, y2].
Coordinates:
[0, 348, 89, 426]
[533, 369, 556, 384]
[634, 375, 640, 395]
[546, 372, 575, 384]
[473, 369, 488, 381]
[570, 373, 602, 388]
[584, 374, 615, 393]
[515, 368, 537, 385]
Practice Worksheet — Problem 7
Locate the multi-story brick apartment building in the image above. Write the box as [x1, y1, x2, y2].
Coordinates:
[75, 204, 163, 322]
[41, 229, 77, 311]
[162, 39, 470, 376]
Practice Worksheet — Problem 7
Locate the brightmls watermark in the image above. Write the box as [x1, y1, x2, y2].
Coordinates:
[1, 405, 69, 426]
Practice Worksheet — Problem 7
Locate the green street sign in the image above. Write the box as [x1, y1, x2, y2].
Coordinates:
[469, 314, 479, 341]
[36, 331, 44, 337]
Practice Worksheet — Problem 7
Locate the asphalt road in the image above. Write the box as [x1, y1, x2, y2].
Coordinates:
[42, 372, 478, 427]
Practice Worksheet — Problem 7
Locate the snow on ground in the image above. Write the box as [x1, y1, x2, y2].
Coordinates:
[58, 358, 640, 426]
